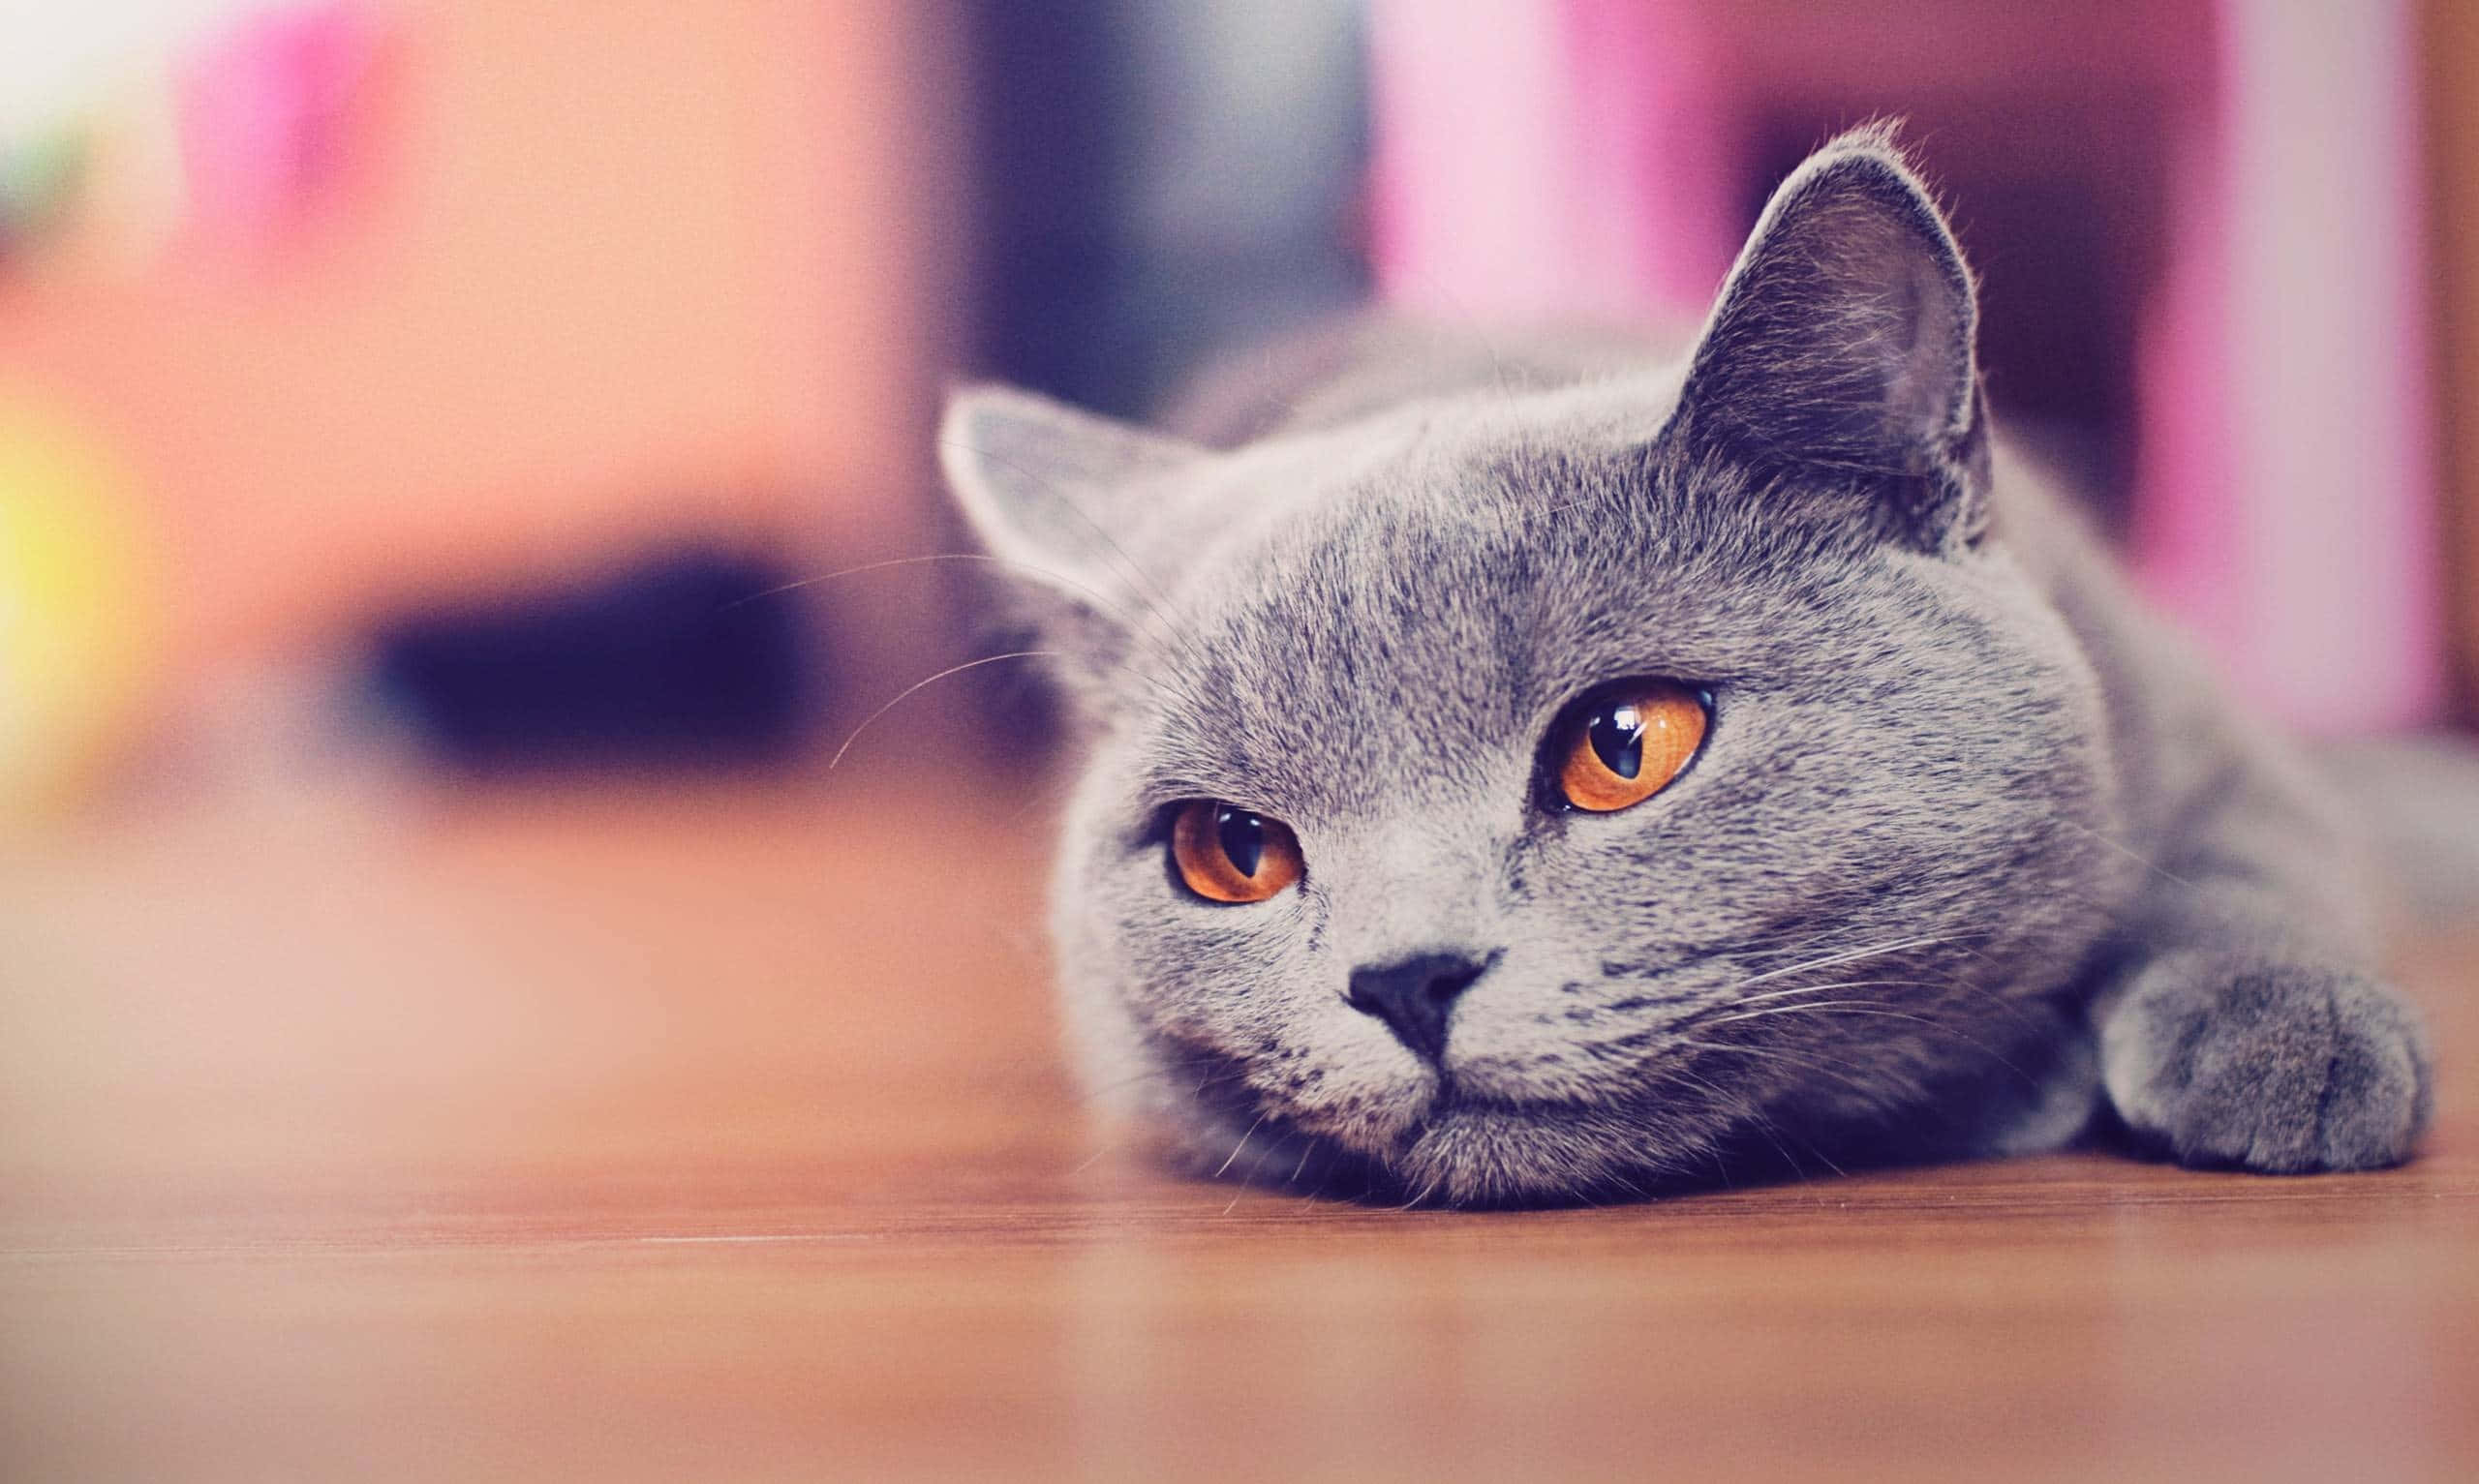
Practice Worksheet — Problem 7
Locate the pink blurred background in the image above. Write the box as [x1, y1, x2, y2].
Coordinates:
[4, 0, 2476, 820]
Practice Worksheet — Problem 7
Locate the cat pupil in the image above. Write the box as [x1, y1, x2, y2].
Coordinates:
[1216, 806, 1265, 877]
[1590, 708, 1645, 779]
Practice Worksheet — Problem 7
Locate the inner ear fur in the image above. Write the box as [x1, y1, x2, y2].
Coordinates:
[1668, 126, 1991, 554]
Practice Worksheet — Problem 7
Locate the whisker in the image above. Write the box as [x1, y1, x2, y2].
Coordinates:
[828, 651, 1062, 770]
[1394, 1170, 1446, 1212]
[1710, 976, 1958, 1011]
[722, 551, 1070, 610]
[811, 449, 1226, 725]
[1044, 1055, 1247, 1112]
[1702, 1001, 1953, 1032]
[2048, 816, 2205, 893]
[1726, 931, 1992, 990]
[936, 436, 1236, 691]
[1653, 1061, 1849, 1188]
[1676, 1038, 1913, 1107]
[1696, 1004, 2036, 1087]
[933, 439, 1179, 620]
[725, 550, 1186, 693]
[1717, 973, 2054, 1042]
[1211, 1113, 1270, 1179]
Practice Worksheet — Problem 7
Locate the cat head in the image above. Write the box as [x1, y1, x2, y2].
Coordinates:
[941, 128, 2125, 1204]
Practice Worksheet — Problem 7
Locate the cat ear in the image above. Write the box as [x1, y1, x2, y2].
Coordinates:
[1669, 126, 1990, 554]
[939, 384, 1207, 683]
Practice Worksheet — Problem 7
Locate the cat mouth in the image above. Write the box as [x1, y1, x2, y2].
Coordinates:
[1175, 1056, 1685, 1206]
[1161, 1032, 1626, 1186]
[1387, 1101, 1654, 1207]
[1416, 1081, 1604, 1131]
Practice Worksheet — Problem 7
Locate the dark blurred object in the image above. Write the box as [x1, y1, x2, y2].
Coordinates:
[370, 548, 817, 773]
[955, 1, 1369, 757]
[964, 0, 1369, 418]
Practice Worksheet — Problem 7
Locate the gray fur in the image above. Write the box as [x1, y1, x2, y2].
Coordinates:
[939, 126, 2433, 1205]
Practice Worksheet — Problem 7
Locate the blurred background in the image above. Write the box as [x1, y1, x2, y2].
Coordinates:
[5, 0, 2476, 827]
[3, 0, 2478, 1194]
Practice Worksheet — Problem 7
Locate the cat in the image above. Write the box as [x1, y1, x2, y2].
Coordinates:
[936, 125, 2433, 1206]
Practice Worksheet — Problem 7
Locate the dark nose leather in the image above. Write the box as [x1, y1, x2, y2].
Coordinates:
[1347, 952, 1490, 1062]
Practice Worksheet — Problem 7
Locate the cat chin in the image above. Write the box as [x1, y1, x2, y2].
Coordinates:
[1150, 1103, 1619, 1208]
[1150, 1043, 1718, 1207]
[1390, 1102, 1710, 1209]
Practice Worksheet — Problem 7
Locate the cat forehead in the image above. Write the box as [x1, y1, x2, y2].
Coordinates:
[1143, 364, 1698, 591]
[1150, 361, 1790, 661]
[1121, 453, 1814, 814]
[1209, 363, 1694, 501]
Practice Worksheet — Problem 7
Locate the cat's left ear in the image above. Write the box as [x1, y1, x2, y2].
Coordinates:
[940, 385, 1209, 690]
[1668, 126, 1990, 554]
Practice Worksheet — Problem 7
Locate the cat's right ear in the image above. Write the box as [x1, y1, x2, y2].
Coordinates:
[939, 385, 1207, 687]
[1666, 126, 1989, 555]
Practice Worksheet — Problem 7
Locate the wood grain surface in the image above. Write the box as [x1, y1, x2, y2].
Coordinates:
[3, 777, 2472, 1481]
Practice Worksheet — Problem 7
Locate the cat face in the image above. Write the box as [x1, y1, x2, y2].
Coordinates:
[944, 129, 2130, 1204]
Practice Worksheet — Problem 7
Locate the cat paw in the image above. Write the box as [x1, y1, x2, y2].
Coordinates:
[2098, 952, 2431, 1173]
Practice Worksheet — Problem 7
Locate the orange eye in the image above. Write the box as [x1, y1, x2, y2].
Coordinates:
[1172, 801, 1304, 903]
[1556, 681, 1708, 812]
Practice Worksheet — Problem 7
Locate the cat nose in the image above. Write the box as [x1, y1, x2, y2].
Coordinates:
[1347, 951, 1493, 1062]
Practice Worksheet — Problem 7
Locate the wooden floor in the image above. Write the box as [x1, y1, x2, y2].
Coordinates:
[4, 774, 2474, 1482]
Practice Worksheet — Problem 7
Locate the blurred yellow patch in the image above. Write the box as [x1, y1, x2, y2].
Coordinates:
[0, 404, 156, 817]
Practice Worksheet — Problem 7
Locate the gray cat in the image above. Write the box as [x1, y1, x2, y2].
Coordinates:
[938, 126, 2433, 1206]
